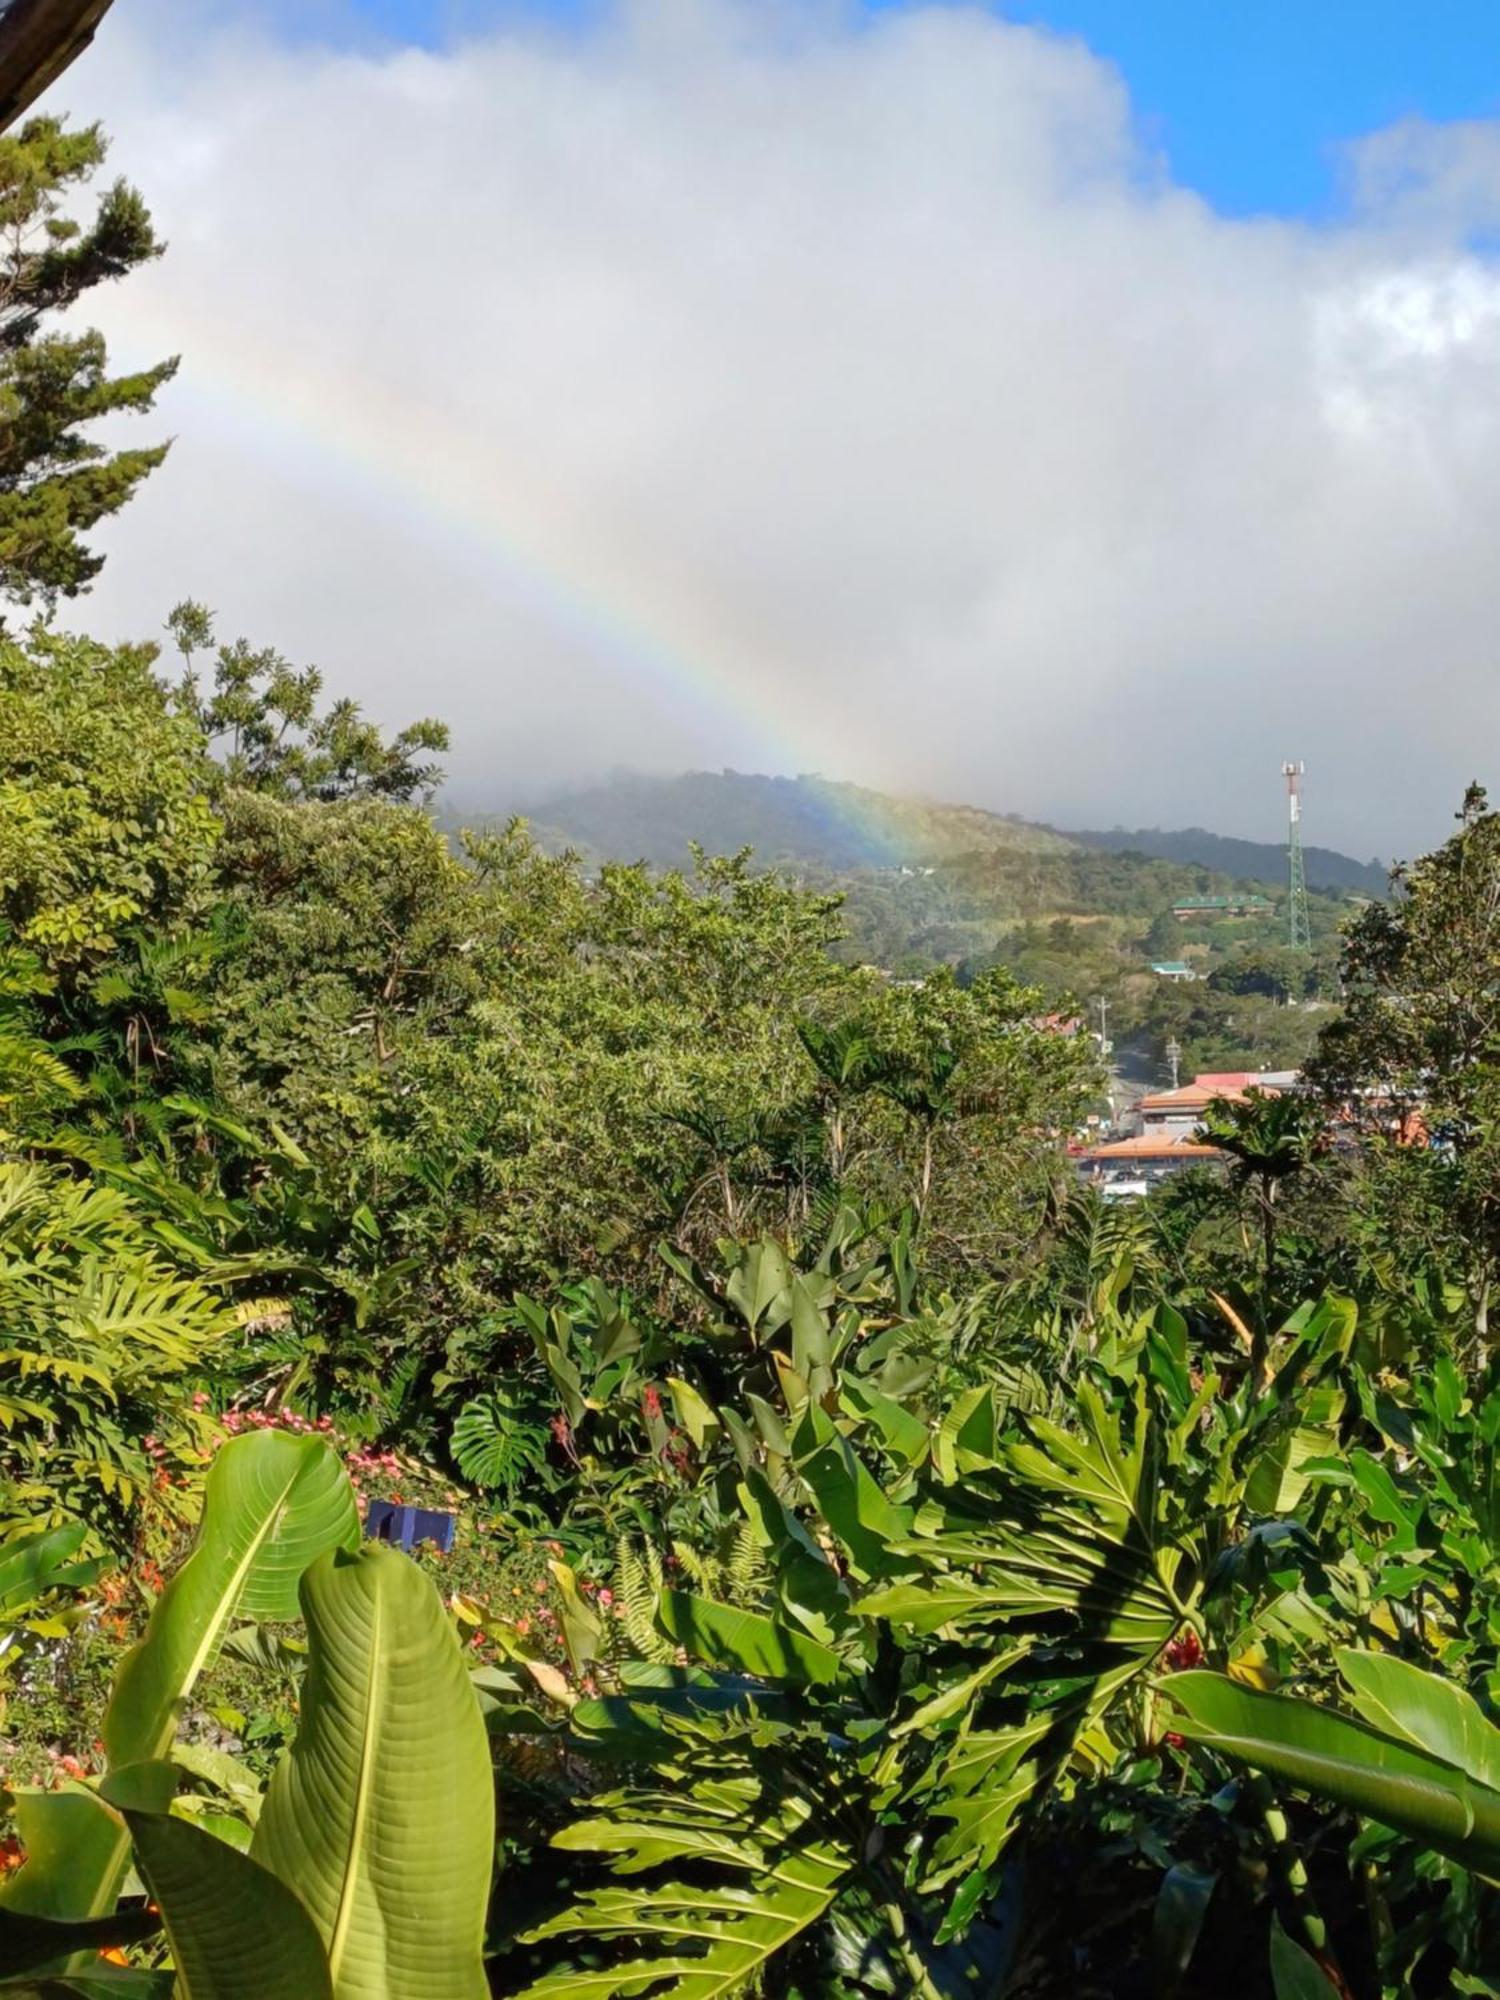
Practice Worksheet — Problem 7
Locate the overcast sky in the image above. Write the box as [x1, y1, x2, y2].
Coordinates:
[42, 0, 1500, 860]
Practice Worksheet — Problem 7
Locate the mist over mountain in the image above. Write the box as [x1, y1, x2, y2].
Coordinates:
[462, 769, 1385, 898]
[479, 770, 1070, 873]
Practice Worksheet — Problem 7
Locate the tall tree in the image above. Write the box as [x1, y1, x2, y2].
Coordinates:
[0, 624, 218, 970]
[1199, 1085, 1323, 1381]
[168, 600, 449, 804]
[1310, 783, 1500, 1344]
[0, 116, 175, 605]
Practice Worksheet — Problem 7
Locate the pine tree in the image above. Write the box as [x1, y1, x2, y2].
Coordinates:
[0, 115, 176, 607]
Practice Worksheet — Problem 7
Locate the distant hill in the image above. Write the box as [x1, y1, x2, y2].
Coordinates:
[501, 770, 1076, 872]
[447, 769, 1373, 987]
[1066, 824, 1386, 897]
[478, 770, 1384, 899]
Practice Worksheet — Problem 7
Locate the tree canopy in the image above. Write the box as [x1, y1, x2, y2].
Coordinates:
[0, 116, 174, 605]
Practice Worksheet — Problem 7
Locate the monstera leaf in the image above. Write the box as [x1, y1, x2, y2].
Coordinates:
[252, 1544, 494, 2000]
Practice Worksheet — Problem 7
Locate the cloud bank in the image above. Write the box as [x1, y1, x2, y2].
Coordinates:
[45, 0, 1500, 856]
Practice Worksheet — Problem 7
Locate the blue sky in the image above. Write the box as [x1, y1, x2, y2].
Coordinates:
[315, 0, 1500, 217]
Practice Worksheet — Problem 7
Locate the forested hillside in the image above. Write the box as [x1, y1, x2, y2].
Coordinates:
[479, 767, 1075, 870]
[1070, 821, 1388, 896]
[476, 767, 1359, 1077]
[500, 766, 1385, 899]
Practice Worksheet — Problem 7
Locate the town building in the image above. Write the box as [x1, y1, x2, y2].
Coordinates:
[1081, 1069, 1302, 1193]
[1137, 1070, 1265, 1135]
[1170, 893, 1272, 920]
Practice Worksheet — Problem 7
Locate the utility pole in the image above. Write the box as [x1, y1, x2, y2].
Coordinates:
[1165, 1036, 1182, 1091]
[1282, 760, 1311, 952]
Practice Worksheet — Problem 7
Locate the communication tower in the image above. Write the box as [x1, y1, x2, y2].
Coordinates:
[1283, 761, 1311, 951]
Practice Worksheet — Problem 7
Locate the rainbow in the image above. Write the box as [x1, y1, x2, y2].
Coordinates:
[128, 297, 840, 783]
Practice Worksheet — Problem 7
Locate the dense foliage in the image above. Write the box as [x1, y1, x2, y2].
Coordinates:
[6, 583, 1500, 1994]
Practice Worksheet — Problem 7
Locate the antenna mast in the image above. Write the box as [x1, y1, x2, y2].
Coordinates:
[1282, 760, 1310, 951]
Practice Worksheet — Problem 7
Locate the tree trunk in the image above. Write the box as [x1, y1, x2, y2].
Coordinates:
[1251, 1175, 1276, 1393]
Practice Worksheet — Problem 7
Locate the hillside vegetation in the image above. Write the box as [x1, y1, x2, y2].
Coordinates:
[1070, 821, 1388, 897]
[487, 768, 1361, 1077]
[504, 767, 1383, 896]
[488, 767, 1075, 870]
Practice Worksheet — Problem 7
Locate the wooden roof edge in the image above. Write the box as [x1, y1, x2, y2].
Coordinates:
[0, 0, 115, 133]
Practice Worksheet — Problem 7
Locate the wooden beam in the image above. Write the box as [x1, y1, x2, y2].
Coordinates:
[0, 0, 115, 133]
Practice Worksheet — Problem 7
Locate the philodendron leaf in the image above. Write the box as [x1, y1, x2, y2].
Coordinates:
[656, 1590, 843, 1685]
[124, 1810, 332, 1999]
[252, 1545, 493, 2000]
[0, 1433, 357, 1926]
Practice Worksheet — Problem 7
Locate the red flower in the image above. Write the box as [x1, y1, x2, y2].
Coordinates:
[1163, 1629, 1203, 1673]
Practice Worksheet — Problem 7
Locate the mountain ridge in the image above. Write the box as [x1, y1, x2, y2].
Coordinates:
[1066, 822, 1386, 897]
[458, 769, 1383, 896]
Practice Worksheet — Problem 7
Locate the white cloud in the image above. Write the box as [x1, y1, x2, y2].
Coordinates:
[42, 0, 1500, 857]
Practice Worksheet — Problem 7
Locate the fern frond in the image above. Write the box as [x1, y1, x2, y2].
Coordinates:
[614, 1537, 673, 1663]
[727, 1517, 768, 1606]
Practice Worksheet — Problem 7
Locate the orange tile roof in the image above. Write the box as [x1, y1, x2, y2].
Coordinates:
[1138, 1072, 1280, 1114]
[1085, 1134, 1224, 1161]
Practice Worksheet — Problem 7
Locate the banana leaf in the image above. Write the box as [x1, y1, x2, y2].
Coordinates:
[252, 1544, 493, 2000]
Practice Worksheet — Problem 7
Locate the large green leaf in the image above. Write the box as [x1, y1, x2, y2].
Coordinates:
[737, 1469, 851, 1643]
[0, 1905, 162, 1976]
[1268, 1919, 1342, 1999]
[108, 1431, 359, 1768]
[0, 1433, 356, 1926]
[0, 1791, 125, 1922]
[124, 1810, 332, 1998]
[1151, 1864, 1216, 1998]
[1336, 1650, 1500, 1792]
[791, 1404, 912, 1579]
[252, 1545, 493, 2000]
[520, 1778, 850, 1998]
[1164, 1670, 1500, 1877]
[656, 1590, 843, 1686]
[0, 1526, 101, 1618]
